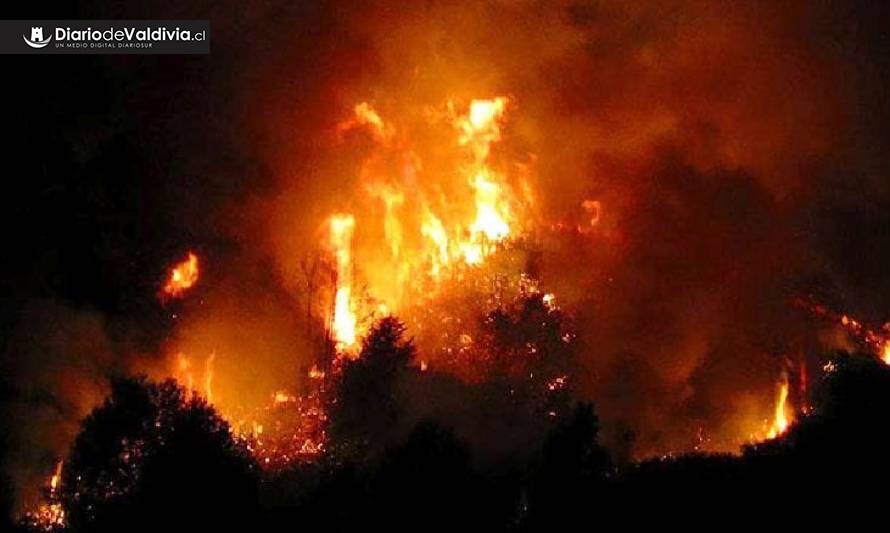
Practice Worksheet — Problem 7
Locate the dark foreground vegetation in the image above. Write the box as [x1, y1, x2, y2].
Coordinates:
[10, 320, 890, 531]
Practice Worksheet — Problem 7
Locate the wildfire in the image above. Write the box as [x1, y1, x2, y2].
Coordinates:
[161, 252, 200, 298]
[24, 86, 857, 521]
[122, 95, 546, 486]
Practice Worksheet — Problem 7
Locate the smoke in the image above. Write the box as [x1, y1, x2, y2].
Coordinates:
[0, 303, 115, 513]
[5, 0, 890, 514]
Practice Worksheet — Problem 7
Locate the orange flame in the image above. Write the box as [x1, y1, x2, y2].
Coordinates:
[173, 352, 218, 402]
[420, 206, 450, 278]
[329, 214, 357, 351]
[457, 97, 508, 161]
[339, 101, 392, 143]
[162, 252, 200, 298]
[204, 351, 216, 404]
[273, 391, 297, 404]
[176, 352, 194, 392]
[767, 374, 792, 439]
[322, 97, 524, 350]
[459, 98, 512, 264]
[49, 459, 62, 492]
[308, 364, 326, 380]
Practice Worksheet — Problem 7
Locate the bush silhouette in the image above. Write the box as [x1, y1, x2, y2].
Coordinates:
[60, 377, 258, 532]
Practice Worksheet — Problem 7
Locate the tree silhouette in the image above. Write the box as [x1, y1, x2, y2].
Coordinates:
[328, 317, 415, 456]
[477, 293, 575, 383]
[368, 420, 495, 528]
[60, 377, 258, 532]
[526, 402, 610, 528]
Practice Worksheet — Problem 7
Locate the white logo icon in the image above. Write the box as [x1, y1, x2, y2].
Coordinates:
[23, 27, 52, 48]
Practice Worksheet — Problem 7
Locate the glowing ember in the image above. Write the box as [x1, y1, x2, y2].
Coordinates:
[234, 387, 327, 468]
[161, 252, 200, 298]
[542, 293, 556, 310]
[547, 375, 568, 391]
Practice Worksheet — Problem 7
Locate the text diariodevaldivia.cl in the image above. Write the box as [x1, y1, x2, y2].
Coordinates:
[54, 27, 206, 42]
